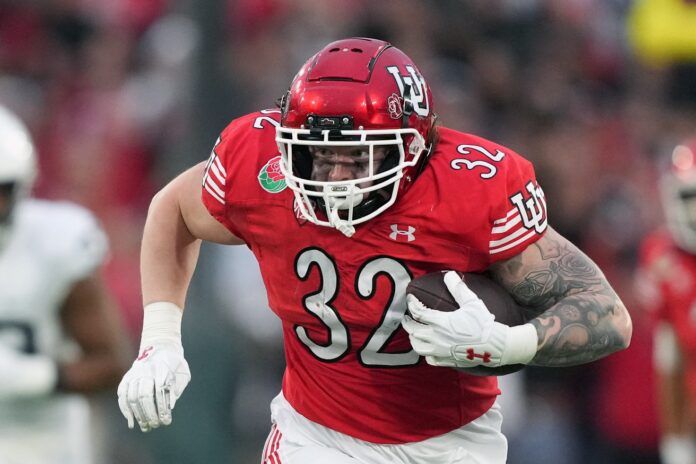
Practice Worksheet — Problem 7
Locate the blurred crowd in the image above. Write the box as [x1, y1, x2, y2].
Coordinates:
[2, 0, 696, 463]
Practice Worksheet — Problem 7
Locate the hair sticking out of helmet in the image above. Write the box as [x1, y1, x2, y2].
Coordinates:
[0, 105, 37, 250]
[661, 140, 696, 254]
[276, 37, 437, 237]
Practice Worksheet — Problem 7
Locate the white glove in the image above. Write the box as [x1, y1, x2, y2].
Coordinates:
[117, 343, 190, 432]
[0, 343, 57, 399]
[661, 435, 696, 464]
[401, 271, 538, 368]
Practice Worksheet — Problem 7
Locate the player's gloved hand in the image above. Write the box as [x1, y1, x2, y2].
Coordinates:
[660, 435, 696, 464]
[0, 343, 57, 399]
[401, 271, 538, 368]
[118, 343, 190, 432]
[117, 302, 190, 432]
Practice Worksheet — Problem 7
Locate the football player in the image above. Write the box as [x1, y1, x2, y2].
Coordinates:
[641, 141, 696, 464]
[0, 105, 128, 464]
[118, 38, 632, 463]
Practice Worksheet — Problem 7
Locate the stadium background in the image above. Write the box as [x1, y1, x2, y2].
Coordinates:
[2, 0, 696, 462]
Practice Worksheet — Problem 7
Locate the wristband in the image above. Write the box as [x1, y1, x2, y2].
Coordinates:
[140, 302, 184, 351]
[502, 323, 538, 365]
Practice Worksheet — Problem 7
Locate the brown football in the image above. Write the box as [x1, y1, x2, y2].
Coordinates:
[406, 271, 532, 376]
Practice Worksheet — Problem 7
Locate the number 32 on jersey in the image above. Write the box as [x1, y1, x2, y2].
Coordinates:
[294, 248, 419, 368]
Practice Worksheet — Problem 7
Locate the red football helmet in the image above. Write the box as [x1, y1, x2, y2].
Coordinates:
[276, 37, 437, 236]
[661, 139, 696, 253]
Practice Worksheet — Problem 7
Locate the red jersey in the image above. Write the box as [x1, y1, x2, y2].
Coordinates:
[201, 110, 548, 444]
[639, 231, 696, 406]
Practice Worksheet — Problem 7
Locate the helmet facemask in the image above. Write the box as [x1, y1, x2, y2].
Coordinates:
[277, 126, 426, 237]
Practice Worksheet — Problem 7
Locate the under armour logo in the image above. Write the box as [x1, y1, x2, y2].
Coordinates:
[389, 224, 416, 242]
[466, 348, 492, 363]
[510, 181, 547, 234]
[137, 346, 154, 361]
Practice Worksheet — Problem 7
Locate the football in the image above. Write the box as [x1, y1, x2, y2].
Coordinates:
[406, 271, 532, 376]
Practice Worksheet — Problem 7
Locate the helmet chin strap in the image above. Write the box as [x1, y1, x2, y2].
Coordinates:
[328, 208, 355, 237]
[324, 185, 363, 238]
[325, 194, 357, 238]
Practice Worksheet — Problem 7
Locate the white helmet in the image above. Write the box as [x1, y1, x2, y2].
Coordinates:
[661, 141, 696, 254]
[0, 105, 37, 249]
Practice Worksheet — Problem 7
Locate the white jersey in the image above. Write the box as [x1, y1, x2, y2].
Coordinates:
[0, 199, 108, 464]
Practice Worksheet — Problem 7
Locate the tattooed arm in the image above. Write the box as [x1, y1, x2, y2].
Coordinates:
[489, 226, 632, 367]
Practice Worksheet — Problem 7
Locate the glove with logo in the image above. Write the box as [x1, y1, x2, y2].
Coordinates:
[401, 271, 538, 368]
[117, 343, 190, 432]
[117, 302, 190, 432]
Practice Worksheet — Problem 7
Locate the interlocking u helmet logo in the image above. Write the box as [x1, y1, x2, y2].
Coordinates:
[386, 65, 430, 118]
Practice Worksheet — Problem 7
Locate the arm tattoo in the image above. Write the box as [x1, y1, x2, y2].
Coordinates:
[491, 228, 631, 367]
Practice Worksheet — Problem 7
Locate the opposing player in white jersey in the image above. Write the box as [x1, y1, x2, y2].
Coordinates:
[0, 105, 128, 464]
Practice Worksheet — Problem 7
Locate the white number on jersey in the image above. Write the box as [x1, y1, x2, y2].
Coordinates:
[253, 109, 281, 129]
[450, 144, 506, 179]
[294, 248, 419, 367]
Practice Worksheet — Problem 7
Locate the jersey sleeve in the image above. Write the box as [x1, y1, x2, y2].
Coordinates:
[486, 146, 548, 263]
[201, 134, 230, 224]
[200, 122, 252, 241]
[200, 111, 280, 242]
